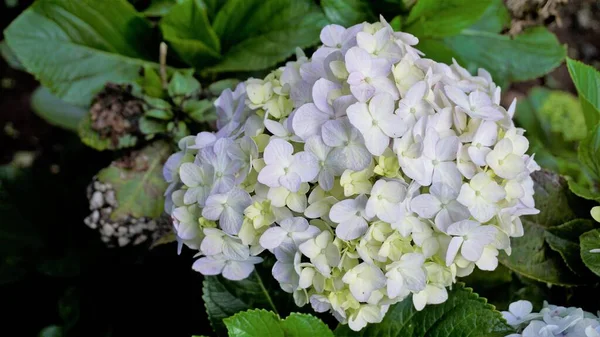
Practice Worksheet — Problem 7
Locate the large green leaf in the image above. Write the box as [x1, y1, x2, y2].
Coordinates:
[97, 141, 170, 220]
[4, 0, 161, 106]
[418, 27, 566, 88]
[207, 0, 327, 72]
[499, 170, 588, 286]
[579, 124, 600, 180]
[334, 283, 513, 337]
[31, 86, 88, 132]
[580, 229, 600, 277]
[566, 58, 600, 130]
[159, 0, 221, 69]
[320, 0, 376, 27]
[405, 0, 492, 37]
[224, 310, 334, 337]
[544, 219, 598, 276]
[225, 310, 284, 337]
[469, 0, 510, 33]
[0, 40, 24, 70]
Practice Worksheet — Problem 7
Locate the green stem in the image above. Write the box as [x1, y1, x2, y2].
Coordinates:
[254, 271, 279, 315]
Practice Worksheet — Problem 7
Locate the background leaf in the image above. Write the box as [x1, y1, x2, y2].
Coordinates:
[469, 0, 510, 33]
[160, 0, 221, 69]
[320, 0, 376, 27]
[418, 27, 566, 88]
[30, 86, 87, 132]
[566, 58, 600, 130]
[544, 219, 598, 276]
[578, 124, 600, 181]
[499, 170, 592, 286]
[4, 0, 161, 106]
[207, 0, 327, 72]
[580, 229, 600, 277]
[334, 283, 513, 337]
[97, 141, 170, 220]
[405, 0, 491, 37]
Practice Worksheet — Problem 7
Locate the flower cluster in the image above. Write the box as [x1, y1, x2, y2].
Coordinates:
[503, 300, 600, 337]
[163, 17, 540, 331]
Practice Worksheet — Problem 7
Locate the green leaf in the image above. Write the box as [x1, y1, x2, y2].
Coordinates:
[499, 170, 586, 286]
[142, 0, 181, 17]
[31, 86, 88, 132]
[334, 283, 513, 337]
[469, 0, 510, 33]
[580, 229, 600, 277]
[208, 0, 327, 72]
[145, 108, 173, 120]
[406, 0, 492, 37]
[566, 58, 600, 130]
[544, 219, 598, 276]
[139, 116, 168, 135]
[320, 0, 376, 27]
[138, 65, 166, 99]
[168, 71, 201, 102]
[281, 313, 334, 337]
[225, 310, 284, 337]
[144, 96, 172, 110]
[39, 325, 63, 337]
[183, 99, 216, 122]
[159, 0, 221, 69]
[4, 0, 162, 106]
[97, 141, 170, 220]
[224, 310, 334, 337]
[418, 27, 566, 88]
[579, 124, 600, 180]
[203, 264, 299, 336]
[568, 179, 600, 201]
[0, 40, 24, 70]
[208, 78, 240, 96]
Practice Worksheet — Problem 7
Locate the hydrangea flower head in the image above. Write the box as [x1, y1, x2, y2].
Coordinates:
[503, 300, 600, 337]
[164, 17, 540, 331]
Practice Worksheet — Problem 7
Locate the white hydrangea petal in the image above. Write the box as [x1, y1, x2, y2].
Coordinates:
[264, 138, 293, 165]
[222, 240, 250, 260]
[330, 199, 358, 223]
[363, 127, 390, 156]
[292, 103, 331, 140]
[322, 119, 348, 147]
[461, 238, 486, 262]
[446, 236, 464, 266]
[192, 256, 226, 275]
[179, 163, 204, 187]
[411, 194, 442, 218]
[336, 217, 368, 241]
[220, 206, 245, 235]
[509, 300, 533, 319]
[258, 165, 285, 188]
[313, 78, 340, 114]
[291, 152, 320, 182]
[279, 172, 302, 192]
[287, 192, 308, 212]
[223, 260, 257, 280]
[320, 24, 345, 46]
[260, 227, 288, 249]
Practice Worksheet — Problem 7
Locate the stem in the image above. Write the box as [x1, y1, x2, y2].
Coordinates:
[159, 42, 168, 89]
[254, 271, 279, 315]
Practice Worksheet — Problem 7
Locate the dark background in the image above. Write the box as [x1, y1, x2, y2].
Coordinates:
[1, 1, 209, 336]
[1, 1, 600, 336]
